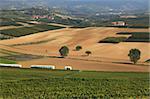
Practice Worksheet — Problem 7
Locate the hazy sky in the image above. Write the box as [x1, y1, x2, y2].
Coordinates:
[0, 0, 148, 10]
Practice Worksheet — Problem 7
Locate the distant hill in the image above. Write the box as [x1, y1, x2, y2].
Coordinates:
[0, 0, 149, 28]
[0, 0, 149, 12]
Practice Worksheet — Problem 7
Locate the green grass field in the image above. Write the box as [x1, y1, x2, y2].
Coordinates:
[0, 58, 17, 64]
[0, 67, 149, 98]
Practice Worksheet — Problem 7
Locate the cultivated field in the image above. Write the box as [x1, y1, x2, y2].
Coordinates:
[0, 27, 149, 72]
[0, 67, 149, 98]
[0, 3, 149, 99]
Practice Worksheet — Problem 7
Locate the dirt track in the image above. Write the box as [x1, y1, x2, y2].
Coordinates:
[0, 27, 149, 72]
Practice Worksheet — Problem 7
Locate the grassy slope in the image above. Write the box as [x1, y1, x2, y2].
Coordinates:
[0, 58, 17, 64]
[0, 67, 149, 98]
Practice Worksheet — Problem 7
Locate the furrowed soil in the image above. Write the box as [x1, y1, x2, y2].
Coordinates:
[0, 27, 149, 72]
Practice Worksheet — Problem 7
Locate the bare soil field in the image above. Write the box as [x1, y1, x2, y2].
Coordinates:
[18, 57, 149, 72]
[0, 22, 33, 30]
[0, 27, 149, 72]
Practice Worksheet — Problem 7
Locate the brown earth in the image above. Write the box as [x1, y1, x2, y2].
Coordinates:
[0, 27, 149, 72]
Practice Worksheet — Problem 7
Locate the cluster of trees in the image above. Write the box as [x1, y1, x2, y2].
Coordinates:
[59, 45, 141, 64]
[59, 45, 92, 58]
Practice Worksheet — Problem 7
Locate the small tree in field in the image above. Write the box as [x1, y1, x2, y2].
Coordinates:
[128, 49, 141, 64]
[76, 45, 82, 51]
[85, 51, 92, 56]
[59, 46, 69, 58]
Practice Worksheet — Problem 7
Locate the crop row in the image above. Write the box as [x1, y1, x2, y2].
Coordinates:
[1, 76, 149, 98]
[99, 32, 150, 43]
[117, 32, 150, 42]
[0, 21, 22, 26]
[0, 67, 149, 98]
[99, 37, 127, 43]
[1, 24, 64, 37]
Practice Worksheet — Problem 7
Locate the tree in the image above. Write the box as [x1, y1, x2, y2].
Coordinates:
[85, 51, 92, 56]
[128, 49, 141, 64]
[76, 45, 82, 51]
[59, 46, 69, 57]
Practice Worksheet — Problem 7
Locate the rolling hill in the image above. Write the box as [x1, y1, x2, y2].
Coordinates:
[0, 27, 149, 72]
[0, 0, 148, 12]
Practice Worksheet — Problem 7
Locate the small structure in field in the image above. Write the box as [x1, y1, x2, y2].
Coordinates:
[30, 65, 55, 69]
[112, 21, 126, 26]
[120, 15, 137, 19]
[0, 64, 22, 68]
[64, 66, 73, 70]
[32, 15, 54, 20]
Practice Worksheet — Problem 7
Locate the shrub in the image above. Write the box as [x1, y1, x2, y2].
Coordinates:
[85, 51, 92, 56]
[145, 59, 150, 63]
[59, 46, 69, 57]
[76, 45, 82, 51]
[128, 49, 141, 64]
